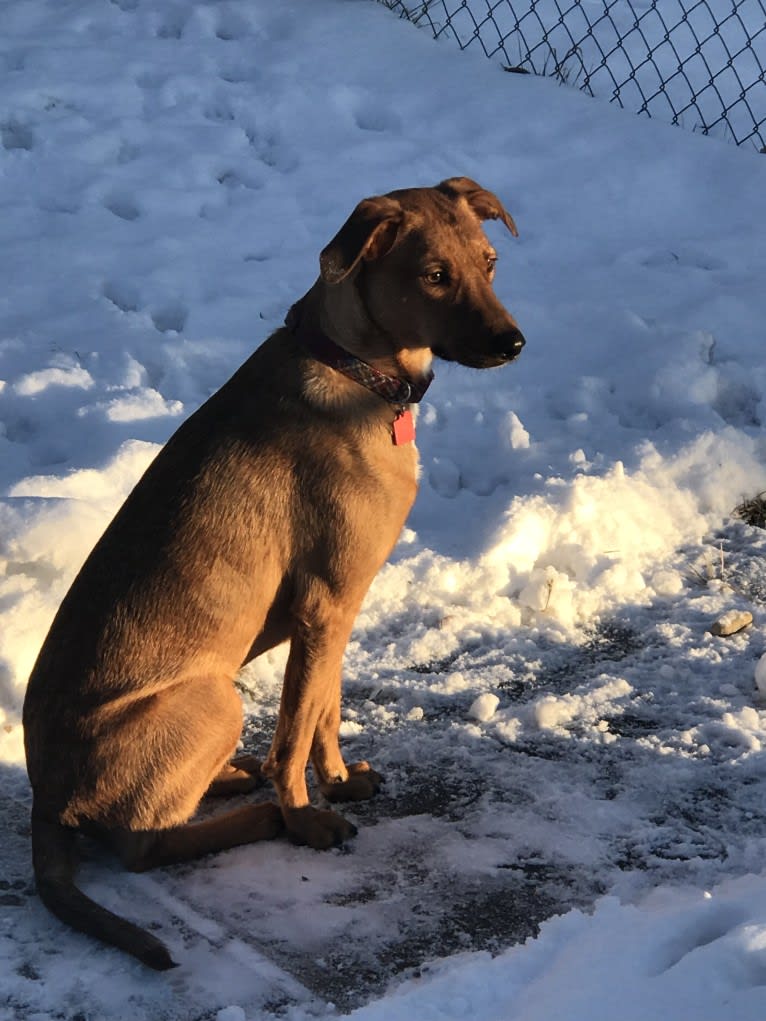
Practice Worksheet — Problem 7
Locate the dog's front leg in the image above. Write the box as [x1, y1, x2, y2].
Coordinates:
[262, 593, 361, 850]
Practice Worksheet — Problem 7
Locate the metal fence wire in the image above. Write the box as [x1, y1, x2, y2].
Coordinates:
[378, 1, 766, 150]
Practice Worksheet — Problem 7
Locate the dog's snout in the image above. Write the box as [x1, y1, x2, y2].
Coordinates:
[494, 326, 525, 362]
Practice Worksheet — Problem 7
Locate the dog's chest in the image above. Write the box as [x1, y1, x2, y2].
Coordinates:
[375, 428, 420, 508]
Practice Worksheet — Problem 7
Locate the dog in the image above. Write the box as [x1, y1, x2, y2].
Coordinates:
[23, 177, 525, 970]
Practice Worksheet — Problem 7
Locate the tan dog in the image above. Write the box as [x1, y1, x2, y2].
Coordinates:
[23, 177, 525, 969]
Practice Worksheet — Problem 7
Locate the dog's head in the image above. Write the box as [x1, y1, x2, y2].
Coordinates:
[319, 177, 525, 370]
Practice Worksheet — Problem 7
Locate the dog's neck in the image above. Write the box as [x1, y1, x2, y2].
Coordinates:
[285, 301, 434, 407]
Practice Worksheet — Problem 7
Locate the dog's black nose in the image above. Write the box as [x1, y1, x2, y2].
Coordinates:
[495, 328, 525, 361]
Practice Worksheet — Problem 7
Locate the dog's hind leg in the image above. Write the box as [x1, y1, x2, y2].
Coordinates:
[102, 678, 286, 869]
[317, 760, 384, 803]
[311, 703, 384, 803]
[117, 801, 285, 872]
[206, 755, 266, 797]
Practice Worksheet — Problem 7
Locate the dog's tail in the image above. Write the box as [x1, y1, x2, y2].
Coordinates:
[31, 809, 177, 970]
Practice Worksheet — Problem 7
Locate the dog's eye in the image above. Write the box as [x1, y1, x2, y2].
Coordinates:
[423, 269, 448, 286]
[486, 256, 498, 276]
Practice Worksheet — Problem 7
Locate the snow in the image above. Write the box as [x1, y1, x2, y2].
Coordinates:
[343, 875, 766, 1021]
[1, 0, 766, 1018]
[756, 653, 766, 696]
[468, 693, 500, 722]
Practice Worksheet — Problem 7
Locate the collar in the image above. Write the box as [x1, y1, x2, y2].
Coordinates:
[285, 303, 433, 406]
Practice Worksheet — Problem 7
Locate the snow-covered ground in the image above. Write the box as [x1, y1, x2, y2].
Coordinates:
[2, 1, 766, 1018]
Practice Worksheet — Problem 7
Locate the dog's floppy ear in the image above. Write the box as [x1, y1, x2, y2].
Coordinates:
[320, 195, 404, 284]
[437, 176, 519, 238]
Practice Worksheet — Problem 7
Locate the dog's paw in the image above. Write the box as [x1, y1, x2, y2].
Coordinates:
[319, 761, 384, 803]
[207, 755, 266, 796]
[282, 806, 357, 850]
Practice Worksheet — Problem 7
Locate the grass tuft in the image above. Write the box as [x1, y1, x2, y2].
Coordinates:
[734, 492, 766, 529]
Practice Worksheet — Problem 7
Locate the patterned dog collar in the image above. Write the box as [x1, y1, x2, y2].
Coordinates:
[285, 304, 433, 406]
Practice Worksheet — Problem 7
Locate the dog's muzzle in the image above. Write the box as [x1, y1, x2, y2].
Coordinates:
[480, 326, 526, 368]
[433, 325, 526, 369]
[494, 327, 526, 362]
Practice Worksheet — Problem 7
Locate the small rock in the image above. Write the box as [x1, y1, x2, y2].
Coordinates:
[710, 609, 753, 637]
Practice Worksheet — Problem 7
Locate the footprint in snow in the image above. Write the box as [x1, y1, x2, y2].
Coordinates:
[653, 902, 747, 975]
[3, 414, 39, 444]
[204, 99, 237, 123]
[622, 245, 727, 272]
[244, 131, 299, 173]
[354, 101, 402, 134]
[217, 168, 264, 191]
[156, 12, 186, 40]
[219, 63, 259, 85]
[331, 87, 402, 134]
[116, 139, 140, 164]
[712, 377, 761, 429]
[216, 10, 252, 41]
[1, 121, 34, 151]
[102, 280, 141, 315]
[151, 302, 188, 335]
[103, 285, 187, 335]
[1, 50, 26, 72]
[429, 457, 462, 498]
[103, 193, 141, 222]
[655, 899, 766, 987]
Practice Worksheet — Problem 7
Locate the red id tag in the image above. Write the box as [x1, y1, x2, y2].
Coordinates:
[392, 409, 415, 446]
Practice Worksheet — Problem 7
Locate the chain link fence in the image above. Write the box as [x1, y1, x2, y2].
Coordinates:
[378, 1, 766, 150]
